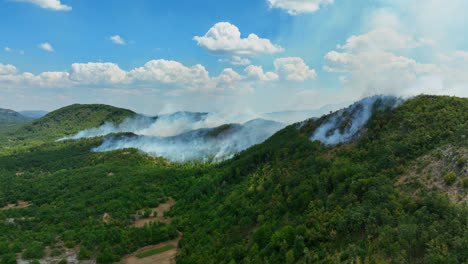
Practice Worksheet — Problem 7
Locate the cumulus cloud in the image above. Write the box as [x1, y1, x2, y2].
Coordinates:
[337, 28, 436, 52]
[218, 56, 252, 66]
[0, 63, 18, 75]
[274, 57, 317, 81]
[0, 60, 247, 93]
[0, 57, 317, 96]
[267, 0, 333, 15]
[4, 47, 11, 52]
[70, 63, 127, 84]
[323, 28, 468, 98]
[15, 0, 71, 11]
[110, 35, 126, 45]
[128, 60, 209, 84]
[38, 42, 54, 52]
[193, 22, 284, 57]
[244, 65, 278, 81]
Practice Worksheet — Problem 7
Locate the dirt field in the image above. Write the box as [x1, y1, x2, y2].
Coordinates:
[120, 198, 181, 264]
[0, 200, 31, 210]
[134, 198, 176, 227]
[118, 232, 182, 264]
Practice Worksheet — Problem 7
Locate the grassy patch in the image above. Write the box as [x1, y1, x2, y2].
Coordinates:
[136, 245, 175, 258]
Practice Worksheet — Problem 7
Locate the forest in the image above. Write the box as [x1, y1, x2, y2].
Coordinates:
[0, 95, 467, 263]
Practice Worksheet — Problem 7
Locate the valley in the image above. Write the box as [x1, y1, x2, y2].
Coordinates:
[0, 95, 467, 263]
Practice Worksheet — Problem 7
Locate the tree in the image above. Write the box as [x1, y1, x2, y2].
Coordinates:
[0, 254, 17, 264]
[285, 249, 295, 264]
[443, 172, 457, 185]
[22, 242, 45, 259]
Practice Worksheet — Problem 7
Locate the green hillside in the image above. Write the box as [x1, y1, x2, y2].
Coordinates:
[0, 104, 135, 155]
[0, 108, 33, 132]
[0, 95, 467, 263]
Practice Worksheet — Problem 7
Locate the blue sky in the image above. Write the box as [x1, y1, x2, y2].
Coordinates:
[1, 0, 468, 115]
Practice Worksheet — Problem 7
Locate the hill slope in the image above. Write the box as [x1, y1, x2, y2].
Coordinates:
[0, 95, 467, 264]
[0, 108, 33, 131]
[0, 104, 135, 154]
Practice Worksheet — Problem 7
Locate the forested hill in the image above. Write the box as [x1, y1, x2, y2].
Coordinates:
[0, 104, 135, 153]
[0, 108, 33, 131]
[0, 95, 467, 263]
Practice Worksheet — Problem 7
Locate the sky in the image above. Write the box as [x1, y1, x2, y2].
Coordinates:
[1, 0, 468, 115]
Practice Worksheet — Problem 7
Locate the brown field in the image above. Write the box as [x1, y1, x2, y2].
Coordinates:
[0, 200, 31, 210]
[118, 232, 182, 264]
[134, 198, 176, 227]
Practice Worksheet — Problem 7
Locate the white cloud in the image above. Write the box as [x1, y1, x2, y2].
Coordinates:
[4, 47, 11, 52]
[274, 57, 317, 81]
[110, 35, 126, 45]
[218, 56, 252, 65]
[0, 57, 317, 96]
[128, 59, 212, 90]
[323, 29, 468, 98]
[244, 65, 278, 81]
[267, 0, 333, 15]
[194, 22, 284, 57]
[38, 42, 54, 52]
[231, 56, 252, 65]
[438, 51, 468, 63]
[15, 0, 71, 11]
[70, 63, 127, 84]
[324, 50, 439, 75]
[338, 28, 435, 52]
[0, 63, 18, 75]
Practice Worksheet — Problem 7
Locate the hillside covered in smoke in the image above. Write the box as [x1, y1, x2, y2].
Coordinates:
[58, 96, 403, 162]
[60, 111, 286, 162]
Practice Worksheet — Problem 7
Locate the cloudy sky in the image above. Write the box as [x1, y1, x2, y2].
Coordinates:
[1, 0, 468, 114]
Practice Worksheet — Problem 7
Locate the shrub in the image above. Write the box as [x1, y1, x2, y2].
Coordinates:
[443, 172, 457, 185]
[22, 242, 45, 259]
[456, 158, 466, 168]
[462, 177, 468, 189]
[0, 254, 17, 264]
[78, 247, 92, 260]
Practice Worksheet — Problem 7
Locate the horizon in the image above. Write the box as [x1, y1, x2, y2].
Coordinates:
[1, 0, 468, 116]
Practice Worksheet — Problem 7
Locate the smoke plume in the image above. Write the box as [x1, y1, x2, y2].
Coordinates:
[60, 112, 285, 162]
[310, 95, 401, 145]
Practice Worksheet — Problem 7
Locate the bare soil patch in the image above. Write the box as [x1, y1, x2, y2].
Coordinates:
[134, 198, 176, 227]
[397, 146, 468, 202]
[103, 213, 111, 223]
[0, 200, 31, 210]
[118, 232, 182, 264]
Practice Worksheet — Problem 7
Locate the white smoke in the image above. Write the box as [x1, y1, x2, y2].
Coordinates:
[93, 119, 284, 162]
[60, 112, 285, 162]
[310, 95, 401, 145]
[58, 115, 156, 140]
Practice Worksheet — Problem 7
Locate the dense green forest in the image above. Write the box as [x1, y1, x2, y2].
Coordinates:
[0, 95, 467, 263]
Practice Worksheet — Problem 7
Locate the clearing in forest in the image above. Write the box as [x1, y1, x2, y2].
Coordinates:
[119, 232, 182, 264]
[0, 200, 31, 210]
[133, 198, 176, 227]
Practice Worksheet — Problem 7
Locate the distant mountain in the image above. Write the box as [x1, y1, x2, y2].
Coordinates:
[0, 108, 33, 123]
[0, 108, 33, 131]
[19, 110, 49, 119]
